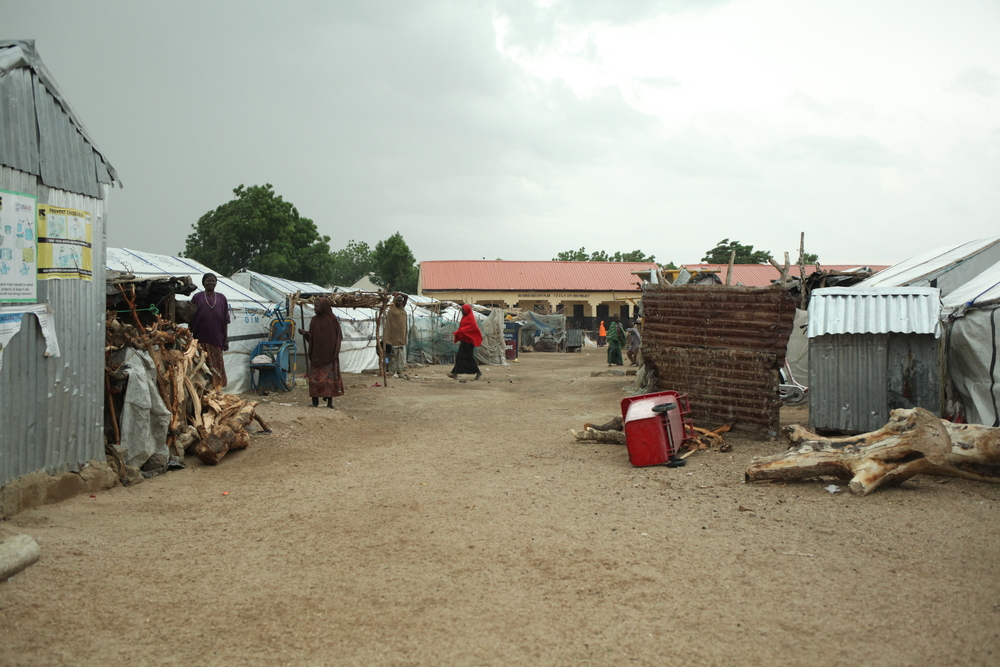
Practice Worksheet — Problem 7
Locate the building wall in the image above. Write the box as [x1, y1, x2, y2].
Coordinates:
[420, 289, 640, 321]
[0, 166, 107, 486]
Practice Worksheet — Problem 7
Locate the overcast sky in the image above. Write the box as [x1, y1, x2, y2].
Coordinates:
[6, 0, 1000, 267]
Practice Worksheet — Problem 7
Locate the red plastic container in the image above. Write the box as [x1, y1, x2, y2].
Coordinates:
[619, 391, 693, 467]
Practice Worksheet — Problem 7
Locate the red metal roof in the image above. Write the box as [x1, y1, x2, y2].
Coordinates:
[420, 261, 658, 292]
[681, 264, 890, 288]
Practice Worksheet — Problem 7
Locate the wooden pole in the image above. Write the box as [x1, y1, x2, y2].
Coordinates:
[105, 372, 120, 446]
[298, 302, 311, 377]
[725, 250, 736, 285]
[798, 232, 808, 309]
[375, 289, 390, 388]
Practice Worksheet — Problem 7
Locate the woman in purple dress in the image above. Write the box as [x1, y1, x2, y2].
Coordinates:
[190, 273, 230, 389]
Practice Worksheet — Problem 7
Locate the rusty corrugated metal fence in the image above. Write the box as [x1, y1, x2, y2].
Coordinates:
[641, 284, 796, 434]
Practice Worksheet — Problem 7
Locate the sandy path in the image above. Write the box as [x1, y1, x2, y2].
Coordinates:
[1, 352, 998, 666]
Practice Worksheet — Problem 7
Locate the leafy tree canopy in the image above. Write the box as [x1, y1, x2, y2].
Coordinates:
[183, 184, 335, 284]
[553, 247, 657, 263]
[371, 232, 418, 293]
[702, 239, 773, 264]
[329, 240, 374, 287]
[802, 252, 819, 264]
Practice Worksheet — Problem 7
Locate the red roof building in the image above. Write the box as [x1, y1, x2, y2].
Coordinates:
[418, 260, 659, 320]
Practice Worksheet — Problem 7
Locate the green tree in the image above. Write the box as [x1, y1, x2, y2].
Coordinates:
[553, 248, 657, 263]
[183, 184, 335, 284]
[329, 240, 374, 287]
[802, 252, 819, 264]
[371, 232, 418, 293]
[702, 239, 773, 264]
[553, 247, 589, 261]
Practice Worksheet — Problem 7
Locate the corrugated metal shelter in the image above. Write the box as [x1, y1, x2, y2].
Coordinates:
[808, 287, 942, 433]
[1, 40, 120, 486]
[641, 284, 796, 434]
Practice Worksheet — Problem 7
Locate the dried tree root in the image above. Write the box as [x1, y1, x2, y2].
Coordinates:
[745, 407, 1000, 495]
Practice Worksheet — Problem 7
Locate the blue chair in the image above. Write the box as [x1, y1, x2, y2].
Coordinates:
[250, 340, 296, 393]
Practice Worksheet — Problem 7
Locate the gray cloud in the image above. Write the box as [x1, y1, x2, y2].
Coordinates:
[945, 67, 999, 97]
[785, 92, 874, 119]
[495, 0, 730, 52]
[760, 135, 903, 167]
[3, 0, 998, 268]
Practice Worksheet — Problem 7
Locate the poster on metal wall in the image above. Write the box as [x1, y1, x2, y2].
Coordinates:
[37, 204, 92, 281]
[0, 189, 38, 303]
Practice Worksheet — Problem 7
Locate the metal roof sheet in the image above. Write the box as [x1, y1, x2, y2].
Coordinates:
[808, 287, 941, 338]
[681, 264, 888, 287]
[419, 260, 658, 292]
[860, 236, 1000, 290]
[0, 40, 119, 196]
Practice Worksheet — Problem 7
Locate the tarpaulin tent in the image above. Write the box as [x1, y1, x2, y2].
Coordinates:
[230, 270, 382, 374]
[107, 248, 276, 394]
[942, 259, 1000, 427]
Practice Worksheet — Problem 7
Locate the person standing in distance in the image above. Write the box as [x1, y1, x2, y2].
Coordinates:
[298, 297, 345, 408]
[190, 273, 230, 389]
[383, 293, 409, 377]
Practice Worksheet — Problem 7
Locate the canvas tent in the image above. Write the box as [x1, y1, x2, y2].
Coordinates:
[231, 269, 384, 374]
[860, 236, 1000, 296]
[107, 248, 275, 393]
[942, 259, 1000, 427]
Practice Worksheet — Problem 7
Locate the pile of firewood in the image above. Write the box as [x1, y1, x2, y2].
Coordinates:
[105, 314, 269, 470]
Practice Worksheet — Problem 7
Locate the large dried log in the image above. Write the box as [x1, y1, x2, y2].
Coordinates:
[194, 400, 260, 465]
[745, 408, 1000, 495]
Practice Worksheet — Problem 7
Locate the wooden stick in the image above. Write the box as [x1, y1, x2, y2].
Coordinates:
[105, 373, 120, 446]
[299, 302, 311, 378]
[798, 232, 807, 309]
[725, 249, 736, 285]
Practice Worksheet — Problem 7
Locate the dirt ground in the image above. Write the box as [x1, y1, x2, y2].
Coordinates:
[1, 351, 998, 667]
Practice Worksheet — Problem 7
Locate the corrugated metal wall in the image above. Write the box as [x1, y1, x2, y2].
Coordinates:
[641, 285, 796, 434]
[809, 333, 940, 433]
[0, 166, 107, 486]
[809, 333, 888, 433]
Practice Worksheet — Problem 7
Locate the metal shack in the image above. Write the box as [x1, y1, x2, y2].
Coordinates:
[0, 40, 120, 489]
[808, 287, 941, 433]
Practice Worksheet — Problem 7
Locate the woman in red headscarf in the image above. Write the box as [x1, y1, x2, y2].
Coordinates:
[298, 297, 344, 408]
[448, 304, 483, 381]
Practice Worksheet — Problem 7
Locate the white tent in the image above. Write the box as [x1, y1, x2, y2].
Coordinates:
[942, 259, 1000, 427]
[860, 236, 1000, 297]
[231, 270, 382, 374]
[107, 248, 275, 393]
[231, 270, 445, 374]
